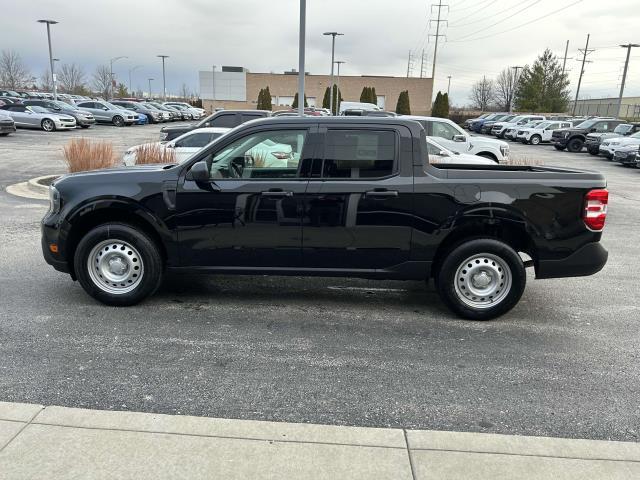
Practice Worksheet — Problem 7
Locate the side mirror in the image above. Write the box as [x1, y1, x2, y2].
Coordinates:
[186, 160, 210, 182]
[590, 127, 597, 132]
[453, 134, 466, 142]
[438, 150, 449, 157]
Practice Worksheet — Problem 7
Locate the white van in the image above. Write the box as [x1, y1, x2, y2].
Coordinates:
[339, 101, 381, 115]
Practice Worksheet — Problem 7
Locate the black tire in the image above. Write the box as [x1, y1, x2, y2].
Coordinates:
[0, 133, 9, 137]
[80, 125, 91, 129]
[73, 223, 163, 306]
[112, 115, 125, 127]
[529, 135, 541, 145]
[606, 154, 613, 161]
[587, 147, 599, 156]
[435, 238, 526, 320]
[554, 145, 565, 151]
[41, 119, 55, 132]
[566, 137, 584, 153]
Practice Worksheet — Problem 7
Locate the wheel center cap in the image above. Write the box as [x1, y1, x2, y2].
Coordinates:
[472, 271, 492, 288]
[108, 257, 127, 275]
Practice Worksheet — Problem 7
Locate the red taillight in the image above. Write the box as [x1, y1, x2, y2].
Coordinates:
[584, 189, 608, 231]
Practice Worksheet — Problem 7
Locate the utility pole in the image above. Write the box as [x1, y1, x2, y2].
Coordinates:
[572, 34, 594, 116]
[561, 40, 570, 76]
[37, 20, 58, 101]
[157, 55, 169, 101]
[212, 65, 216, 109]
[420, 49, 425, 78]
[509, 66, 523, 113]
[298, 1, 306, 116]
[406, 50, 414, 77]
[323, 31, 343, 115]
[335, 61, 345, 111]
[447, 75, 452, 95]
[616, 43, 639, 117]
[429, 0, 449, 103]
[128, 65, 141, 96]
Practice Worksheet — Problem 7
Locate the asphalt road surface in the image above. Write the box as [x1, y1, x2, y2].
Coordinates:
[1, 124, 639, 442]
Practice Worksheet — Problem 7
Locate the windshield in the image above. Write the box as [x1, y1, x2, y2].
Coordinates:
[575, 119, 598, 129]
[630, 132, 640, 138]
[178, 130, 234, 164]
[500, 115, 516, 122]
[532, 121, 551, 129]
[52, 100, 75, 111]
[141, 103, 160, 110]
[613, 124, 632, 134]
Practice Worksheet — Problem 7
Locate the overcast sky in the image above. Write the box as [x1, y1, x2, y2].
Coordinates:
[2, 0, 639, 106]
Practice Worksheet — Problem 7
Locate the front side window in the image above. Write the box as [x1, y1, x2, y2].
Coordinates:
[208, 129, 307, 179]
[431, 121, 461, 140]
[320, 129, 396, 179]
[175, 132, 214, 148]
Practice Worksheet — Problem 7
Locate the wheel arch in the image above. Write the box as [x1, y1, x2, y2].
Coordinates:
[431, 214, 537, 279]
[64, 200, 170, 276]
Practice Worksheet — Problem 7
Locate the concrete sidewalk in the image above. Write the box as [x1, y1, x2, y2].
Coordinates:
[0, 402, 639, 479]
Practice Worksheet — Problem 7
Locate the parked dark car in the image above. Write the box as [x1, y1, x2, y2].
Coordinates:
[23, 99, 95, 128]
[159, 109, 271, 141]
[0, 113, 16, 136]
[552, 117, 624, 152]
[584, 123, 640, 155]
[42, 117, 609, 320]
[111, 100, 164, 124]
[468, 113, 508, 133]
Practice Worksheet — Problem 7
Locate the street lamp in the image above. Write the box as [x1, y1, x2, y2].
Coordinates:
[157, 55, 169, 101]
[148, 78, 154, 99]
[37, 19, 58, 101]
[323, 31, 343, 114]
[109, 56, 128, 100]
[334, 61, 345, 112]
[128, 65, 142, 96]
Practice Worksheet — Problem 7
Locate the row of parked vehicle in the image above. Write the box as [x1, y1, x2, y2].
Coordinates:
[466, 111, 640, 169]
[0, 89, 206, 133]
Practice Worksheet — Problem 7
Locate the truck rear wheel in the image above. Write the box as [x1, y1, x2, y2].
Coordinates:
[73, 223, 163, 306]
[436, 239, 526, 320]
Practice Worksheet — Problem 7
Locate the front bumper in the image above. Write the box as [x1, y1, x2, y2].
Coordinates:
[55, 120, 77, 129]
[536, 242, 608, 279]
[41, 221, 70, 274]
[0, 123, 16, 133]
[613, 150, 639, 165]
[553, 137, 569, 147]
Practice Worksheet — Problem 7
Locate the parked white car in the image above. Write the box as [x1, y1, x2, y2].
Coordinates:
[516, 121, 573, 145]
[339, 101, 381, 114]
[599, 132, 640, 159]
[404, 115, 509, 162]
[426, 137, 497, 164]
[504, 120, 545, 140]
[164, 102, 206, 119]
[490, 115, 546, 138]
[123, 127, 231, 165]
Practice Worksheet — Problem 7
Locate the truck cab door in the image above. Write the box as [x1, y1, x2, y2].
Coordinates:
[302, 125, 414, 271]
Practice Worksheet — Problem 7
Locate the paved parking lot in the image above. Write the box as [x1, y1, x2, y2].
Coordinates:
[0, 125, 639, 442]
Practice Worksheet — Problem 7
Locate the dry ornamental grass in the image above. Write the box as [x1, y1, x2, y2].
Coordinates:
[62, 139, 117, 173]
[134, 143, 177, 165]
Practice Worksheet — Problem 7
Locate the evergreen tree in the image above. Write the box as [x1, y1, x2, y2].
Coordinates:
[322, 86, 331, 109]
[292, 92, 308, 109]
[514, 48, 570, 112]
[442, 93, 450, 118]
[115, 83, 128, 98]
[395, 90, 411, 115]
[371, 87, 377, 105]
[257, 88, 265, 109]
[432, 91, 443, 117]
[264, 86, 272, 110]
[360, 86, 369, 103]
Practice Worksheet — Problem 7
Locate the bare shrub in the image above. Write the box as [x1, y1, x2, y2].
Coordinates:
[134, 143, 177, 165]
[62, 139, 117, 173]
[504, 156, 545, 166]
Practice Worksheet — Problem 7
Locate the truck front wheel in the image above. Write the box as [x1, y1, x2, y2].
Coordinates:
[73, 223, 163, 306]
[436, 239, 526, 320]
[567, 138, 584, 153]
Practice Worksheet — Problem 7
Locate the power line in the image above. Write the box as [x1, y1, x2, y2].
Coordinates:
[448, 0, 533, 28]
[448, 0, 497, 25]
[451, 0, 541, 41]
[429, 0, 449, 88]
[449, 0, 584, 43]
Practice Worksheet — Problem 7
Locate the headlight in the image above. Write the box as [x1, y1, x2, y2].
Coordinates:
[48, 185, 61, 214]
[160, 132, 168, 140]
[500, 145, 509, 157]
[563, 131, 570, 138]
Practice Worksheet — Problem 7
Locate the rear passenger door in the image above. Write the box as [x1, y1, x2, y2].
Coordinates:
[302, 125, 413, 270]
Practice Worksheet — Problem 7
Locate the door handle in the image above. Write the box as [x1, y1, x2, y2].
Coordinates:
[364, 190, 398, 198]
[261, 190, 293, 197]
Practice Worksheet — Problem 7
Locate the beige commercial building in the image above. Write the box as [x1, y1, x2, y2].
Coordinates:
[199, 67, 433, 115]
[573, 96, 640, 119]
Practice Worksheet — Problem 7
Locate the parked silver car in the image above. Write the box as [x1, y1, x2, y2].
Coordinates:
[0, 104, 76, 131]
[0, 112, 16, 136]
[75, 100, 138, 127]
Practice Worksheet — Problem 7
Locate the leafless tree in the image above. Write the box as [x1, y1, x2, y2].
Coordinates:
[179, 83, 191, 101]
[40, 69, 52, 91]
[0, 50, 32, 89]
[493, 68, 518, 111]
[92, 65, 112, 99]
[469, 76, 494, 111]
[58, 63, 86, 94]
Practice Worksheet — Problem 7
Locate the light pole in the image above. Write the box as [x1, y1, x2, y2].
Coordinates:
[447, 75, 452, 96]
[334, 61, 345, 111]
[157, 55, 169, 101]
[37, 19, 58, 101]
[298, 1, 306, 116]
[128, 65, 142, 96]
[109, 56, 127, 100]
[323, 31, 343, 114]
[148, 78, 154, 99]
[212, 64, 216, 111]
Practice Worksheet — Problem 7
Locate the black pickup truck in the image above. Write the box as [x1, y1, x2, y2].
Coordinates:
[159, 109, 271, 141]
[42, 117, 608, 320]
[552, 117, 624, 152]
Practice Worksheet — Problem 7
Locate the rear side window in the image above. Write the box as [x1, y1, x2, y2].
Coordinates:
[321, 129, 396, 179]
[211, 114, 236, 128]
[175, 132, 214, 148]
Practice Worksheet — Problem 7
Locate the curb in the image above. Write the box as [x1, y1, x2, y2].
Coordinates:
[5, 174, 58, 201]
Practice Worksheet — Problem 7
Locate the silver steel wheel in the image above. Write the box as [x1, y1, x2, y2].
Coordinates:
[454, 253, 512, 310]
[42, 119, 55, 132]
[87, 239, 144, 295]
[530, 135, 541, 145]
